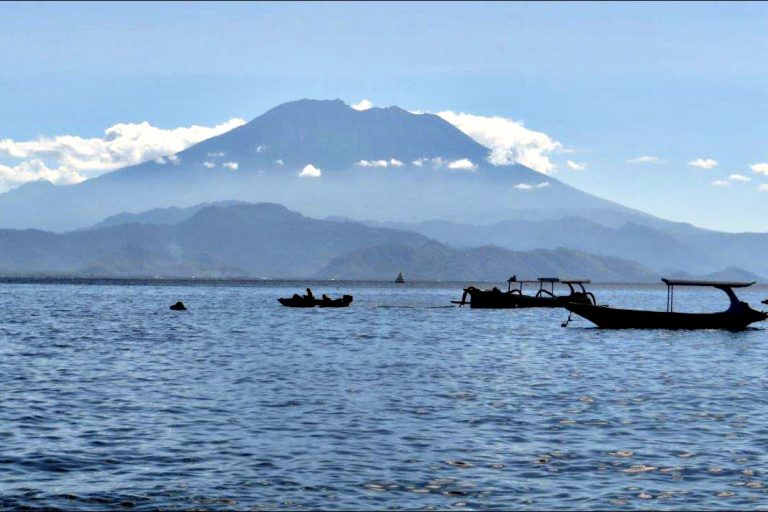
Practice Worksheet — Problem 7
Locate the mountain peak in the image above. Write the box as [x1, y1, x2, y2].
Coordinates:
[263, 98, 350, 117]
[9, 179, 55, 192]
[181, 97, 491, 172]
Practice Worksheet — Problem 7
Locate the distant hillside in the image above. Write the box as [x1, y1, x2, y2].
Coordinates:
[0, 202, 663, 281]
[80, 201, 768, 281]
[90, 200, 249, 229]
[667, 266, 765, 283]
[317, 242, 657, 282]
[0, 203, 429, 277]
[364, 217, 768, 278]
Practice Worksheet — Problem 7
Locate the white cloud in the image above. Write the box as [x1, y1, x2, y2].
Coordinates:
[356, 158, 405, 168]
[436, 111, 561, 174]
[566, 160, 586, 171]
[626, 156, 662, 164]
[222, 161, 238, 170]
[711, 180, 730, 187]
[688, 158, 718, 169]
[275, 159, 284, 166]
[357, 159, 386, 168]
[0, 118, 245, 190]
[167, 155, 180, 165]
[299, 164, 322, 177]
[728, 174, 751, 182]
[207, 151, 225, 158]
[202, 161, 215, 169]
[0, 159, 85, 189]
[447, 158, 478, 171]
[412, 159, 423, 167]
[351, 99, 374, 111]
[758, 184, 768, 192]
[514, 182, 550, 190]
[255, 145, 266, 153]
[750, 163, 768, 175]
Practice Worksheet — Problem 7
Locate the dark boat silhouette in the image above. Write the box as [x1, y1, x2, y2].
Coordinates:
[395, 272, 405, 284]
[278, 293, 353, 308]
[453, 277, 596, 309]
[566, 278, 767, 330]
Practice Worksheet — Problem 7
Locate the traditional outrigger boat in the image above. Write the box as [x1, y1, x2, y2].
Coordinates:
[453, 277, 597, 309]
[565, 278, 767, 330]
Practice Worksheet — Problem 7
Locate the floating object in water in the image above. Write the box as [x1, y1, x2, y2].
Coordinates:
[453, 277, 597, 309]
[395, 272, 405, 284]
[566, 279, 767, 330]
[170, 301, 187, 311]
[278, 290, 353, 308]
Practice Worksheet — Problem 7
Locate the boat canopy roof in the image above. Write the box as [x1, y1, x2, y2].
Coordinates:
[562, 279, 591, 284]
[661, 278, 755, 288]
[538, 277, 560, 283]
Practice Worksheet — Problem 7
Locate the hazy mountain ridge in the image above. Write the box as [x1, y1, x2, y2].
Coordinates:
[84, 201, 768, 279]
[361, 217, 768, 277]
[90, 200, 251, 230]
[317, 242, 658, 282]
[0, 203, 429, 277]
[0, 202, 667, 281]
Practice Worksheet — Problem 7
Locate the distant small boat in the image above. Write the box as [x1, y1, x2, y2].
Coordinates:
[566, 278, 767, 330]
[278, 293, 353, 308]
[395, 272, 405, 284]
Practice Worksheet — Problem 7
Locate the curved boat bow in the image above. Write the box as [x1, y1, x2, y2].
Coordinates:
[566, 279, 767, 330]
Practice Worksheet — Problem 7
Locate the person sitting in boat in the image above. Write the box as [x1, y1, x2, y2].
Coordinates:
[321, 294, 331, 305]
[305, 288, 315, 300]
[491, 287, 502, 294]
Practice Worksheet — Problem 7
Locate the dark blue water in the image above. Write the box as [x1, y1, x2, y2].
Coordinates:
[1, 280, 767, 510]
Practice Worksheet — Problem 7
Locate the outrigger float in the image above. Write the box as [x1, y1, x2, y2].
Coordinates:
[453, 277, 597, 309]
[565, 279, 768, 330]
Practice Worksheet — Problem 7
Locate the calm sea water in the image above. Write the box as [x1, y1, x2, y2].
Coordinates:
[1, 280, 768, 510]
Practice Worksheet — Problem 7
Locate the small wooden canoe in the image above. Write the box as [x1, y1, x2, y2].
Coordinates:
[278, 294, 353, 308]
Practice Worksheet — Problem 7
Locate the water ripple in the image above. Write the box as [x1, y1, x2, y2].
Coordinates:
[0, 281, 767, 509]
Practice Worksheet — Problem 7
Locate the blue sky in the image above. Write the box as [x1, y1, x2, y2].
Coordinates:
[1, 1, 767, 231]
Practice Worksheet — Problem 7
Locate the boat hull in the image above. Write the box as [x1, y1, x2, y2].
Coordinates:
[566, 303, 767, 330]
[462, 290, 594, 309]
[278, 295, 353, 308]
[278, 297, 316, 308]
